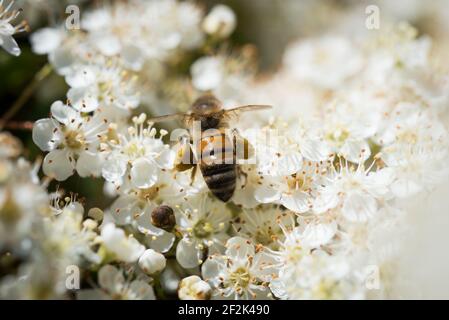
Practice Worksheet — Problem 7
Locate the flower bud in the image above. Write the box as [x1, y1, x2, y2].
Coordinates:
[178, 275, 212, 300]
[151, 205, 176, 231]
[88, 207, 104, 222]
[202, 4, 236, 38]
[138, 249, 166, 275]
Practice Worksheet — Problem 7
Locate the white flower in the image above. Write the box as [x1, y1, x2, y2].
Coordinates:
[65, 62, 140, 112]
[106, 171, 204, 254]
[239, 160, 326, 214]
[296, 213, 338, 248]
[202, 236, 277, 299]
[45, 199, 100, 265]
[382, 143, 448, 198]
[0, 131, 22, 159]
[235, 125, 332, 212]
[233, 206, 296, 249]
[175, 194, 231, 268]
[100, 223, 145, 263]
[314, 163, 394, 223]
[101, 114, 175, 188]
[0, 0, 27, 56]
[32, 101, 107, 181]
[30, 27, 62, 55]
[374, 102, 446, 148]
[283, 36, 363, 89]
[268, 225, 364, 299]
[273, 249, 365, 300]
[191, 56, 224, 91]
[0, 159, 48, 248]
[178, 275, 212, 300]
[78, 0, 204, 65]
[322, 102, 380, 163]
[202, 4, 236, 38]
[77, 265, 155, 300]
[250, 126, 304, 177]
[138, 249, 166, 275]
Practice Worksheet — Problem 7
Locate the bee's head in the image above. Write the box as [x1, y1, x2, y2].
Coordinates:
[190, 94, 223, 116]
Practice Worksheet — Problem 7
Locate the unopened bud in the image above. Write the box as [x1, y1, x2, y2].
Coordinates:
[202, 4, 236, 38]
[138, 249, 166, 275]
[88, 207, 104, 222]
[151, 205, 176, 231]
[178, 275, 212, 300]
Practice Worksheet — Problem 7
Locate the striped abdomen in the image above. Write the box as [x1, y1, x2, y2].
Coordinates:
[198, 131, 237, 202]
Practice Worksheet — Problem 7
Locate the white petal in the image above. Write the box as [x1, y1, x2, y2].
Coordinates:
[149, 230, 176, 253]
[155, 149, 176, 170]
[109, 195, 139, 225]
[101, 223, 145, 263]
[122, 45, 144, 71]
[225, 237, 255, 261]
[276, 152, 303, 176]
[130, 158, 158, 189]
[98, 265, 125, 294]
[232, 184, 259, 208]
[0, 34, 20, 56]
[391, 179, 422, 198]
[201, 256, 226, 283]
[301, 221, 337, 247]
[251, 251, 278, 280]
[365, 167, 394, 197]
[313, 188, 339, 213]
[102, 156, 127, 183]
[136, 208, 164, 236]
[32, 119, 59, 151]
[254, 185, 281, 204]
[176, 238, 202, 268]
[67, 87, 100, 112]
[76, 151, 102, 177]
[340, 139, 371, 163]
[65, 66, 96, 88]
[50, 101, 79, 125]
[95, 34, 121, 56]
[300, 139, 331, 162]
[128, 281, 155, 300]
[43, 149, 75, 181]
[342, 193, 377, 222]
[191, 57, 223, 91]
[49, 47, 76, 75]
[30, 28, 62, 54]
[281, 191, 311, 213]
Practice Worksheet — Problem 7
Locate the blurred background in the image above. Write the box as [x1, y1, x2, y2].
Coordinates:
[1, 0, 449, 298]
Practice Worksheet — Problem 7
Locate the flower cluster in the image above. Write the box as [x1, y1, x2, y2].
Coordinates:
[1, 0, 449, 300]
[0, 0, 28, 56]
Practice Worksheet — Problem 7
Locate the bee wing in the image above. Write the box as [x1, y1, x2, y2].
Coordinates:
[222, 105, 272, 119]
[147, 112, 187, 123]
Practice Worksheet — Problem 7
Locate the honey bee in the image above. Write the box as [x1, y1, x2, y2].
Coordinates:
[149, 94, 271, 202]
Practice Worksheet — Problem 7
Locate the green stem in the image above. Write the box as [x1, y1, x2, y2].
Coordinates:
[0, 63, 53, 131]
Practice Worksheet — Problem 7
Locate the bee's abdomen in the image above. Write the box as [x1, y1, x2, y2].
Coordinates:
[200, 163, 236, 202]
